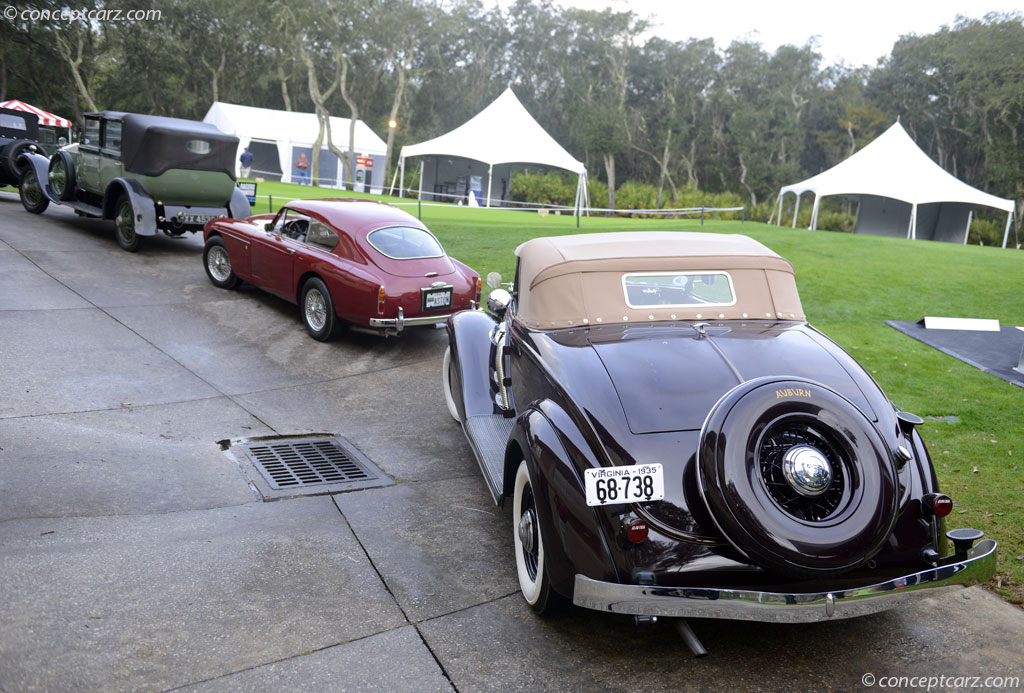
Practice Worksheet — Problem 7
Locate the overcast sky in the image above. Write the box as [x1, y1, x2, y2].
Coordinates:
[549, 0, 1022, 68]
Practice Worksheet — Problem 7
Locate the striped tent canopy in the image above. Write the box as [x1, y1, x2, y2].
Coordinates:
[0, 99, 71, 128]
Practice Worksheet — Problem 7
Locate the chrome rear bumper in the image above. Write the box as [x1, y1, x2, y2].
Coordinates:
[573, 539, 997, 623]
[368, 306, 451, 334]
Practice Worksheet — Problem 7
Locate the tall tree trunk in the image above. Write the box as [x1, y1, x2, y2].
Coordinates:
[338, 56, 358, 191]
[603, 152, 616, 214]
[55, 29, 97, 111]
[383, 63, 405, 191]
[300, 47, 339, 187]
[738, 152, 757, 207]
[202, 50, 226, 103]
[278, 65, 292, 111]
[0, 55, 6, 101]
[312, 110, 325, 186]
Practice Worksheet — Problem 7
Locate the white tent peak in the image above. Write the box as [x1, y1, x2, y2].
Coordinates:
[776, 121, 1015, 246]
[400, 88, 585, 175]
[397, 88, 587, 211]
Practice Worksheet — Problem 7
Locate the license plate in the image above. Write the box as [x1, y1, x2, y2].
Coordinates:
[584, 464, 664, 506]
[179, 213, 215, 225]
[422, 287, 453, 311]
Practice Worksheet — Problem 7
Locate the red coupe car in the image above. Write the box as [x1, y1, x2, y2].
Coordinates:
[202, 199, 481, 339]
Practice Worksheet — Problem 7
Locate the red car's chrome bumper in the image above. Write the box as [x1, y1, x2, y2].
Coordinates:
[368, 303, 478, 334]
[368, 306, 452, 334]
[572, 539, 997, 623]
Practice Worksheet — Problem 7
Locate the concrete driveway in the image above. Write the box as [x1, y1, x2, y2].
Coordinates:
[1, 192, 1022, 692]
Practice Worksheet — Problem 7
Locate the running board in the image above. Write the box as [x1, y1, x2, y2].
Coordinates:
[65, 200, 104, 218]
[463, 414, 513, 505]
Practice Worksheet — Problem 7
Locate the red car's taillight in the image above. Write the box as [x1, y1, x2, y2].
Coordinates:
[474, 276, 482, 306]
[377, 285, 386, 314]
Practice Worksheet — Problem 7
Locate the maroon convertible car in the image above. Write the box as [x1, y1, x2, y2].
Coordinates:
[202, 199, 481, 339]
[443, 232, 996, 655]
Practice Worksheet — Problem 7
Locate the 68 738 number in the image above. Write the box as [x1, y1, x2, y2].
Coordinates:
[584, 464, 665, 507]
[594, 474, 655, 503]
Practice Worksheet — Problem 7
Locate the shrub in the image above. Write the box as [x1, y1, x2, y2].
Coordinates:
[615, 180, 658, 216]
[510, 170, 575, 206]
[968, 217, 1003, 246]
[586, 178, 609, 210]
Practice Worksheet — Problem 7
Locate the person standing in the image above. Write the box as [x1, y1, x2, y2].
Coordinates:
[295, 152, 310, 185]
[239, 147, 254, 178]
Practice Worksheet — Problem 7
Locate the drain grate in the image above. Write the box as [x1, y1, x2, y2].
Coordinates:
[243, 438, 376, 489]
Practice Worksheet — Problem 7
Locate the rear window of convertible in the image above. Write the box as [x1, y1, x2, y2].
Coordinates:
[622, 272, 736, 308]
[367, 226, 443, 259]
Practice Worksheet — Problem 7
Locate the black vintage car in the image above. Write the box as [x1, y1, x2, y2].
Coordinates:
[18, 111, 250, 251]
[443, 231, 996, 653]
[0, 107, 43, 188]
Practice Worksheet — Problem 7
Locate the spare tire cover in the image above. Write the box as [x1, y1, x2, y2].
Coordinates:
[697, 377, 898, 578]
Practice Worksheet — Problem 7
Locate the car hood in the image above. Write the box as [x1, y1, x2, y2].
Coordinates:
[588, 323, 877, 434]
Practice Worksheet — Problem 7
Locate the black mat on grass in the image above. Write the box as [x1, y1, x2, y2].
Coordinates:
[886, 320, 1024, 388]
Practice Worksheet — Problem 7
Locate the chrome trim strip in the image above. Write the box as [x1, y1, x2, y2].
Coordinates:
[572, 539, 997, 623]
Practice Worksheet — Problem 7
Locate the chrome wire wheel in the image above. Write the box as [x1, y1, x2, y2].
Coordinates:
[758, 421, 849, 522]
[304, 288, 328, 332]
[206, 245, 233, 283]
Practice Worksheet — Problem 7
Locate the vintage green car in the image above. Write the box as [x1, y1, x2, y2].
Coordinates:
[19, 111, 250, 251]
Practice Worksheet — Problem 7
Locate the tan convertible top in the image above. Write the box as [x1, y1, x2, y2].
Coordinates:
[514, 232, 805, 329]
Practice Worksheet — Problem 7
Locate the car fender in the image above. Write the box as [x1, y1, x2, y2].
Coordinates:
[18, 151, 59, 203]
[306, 262, 374, 314]
[507, 402, 620, 598]
[446, 309, 500, 420]
[227, 185, 252, 220]
[104, 178, 158, 236]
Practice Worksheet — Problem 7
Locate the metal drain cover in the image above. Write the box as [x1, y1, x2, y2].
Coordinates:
[247, 439, 373, 489]
[223, 434, 392, 500]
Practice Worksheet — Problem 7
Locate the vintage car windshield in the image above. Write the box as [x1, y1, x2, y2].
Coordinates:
[367, 226, 443, 259]
[623, 272, 736, 308]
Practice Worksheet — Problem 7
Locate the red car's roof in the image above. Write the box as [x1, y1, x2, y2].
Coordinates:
[286, 198, 427, 236]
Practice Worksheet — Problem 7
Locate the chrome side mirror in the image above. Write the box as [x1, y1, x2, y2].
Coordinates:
[486, 271, 502, 289]
[264, 222, 274, 231]
[487, 288, 511, 317]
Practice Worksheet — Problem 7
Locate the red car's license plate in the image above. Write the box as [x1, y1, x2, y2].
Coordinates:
[422, 287, 453, 311]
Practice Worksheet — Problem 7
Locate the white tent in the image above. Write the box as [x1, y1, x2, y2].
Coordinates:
[775, 122, 1016, 247]
[203, 102, 388, 191]
[396, 88, 588, 213]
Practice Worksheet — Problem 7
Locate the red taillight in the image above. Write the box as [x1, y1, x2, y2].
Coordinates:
[376, 286, 386, 314]
[626, 520, 648, 544]
[923, 493, 953, 517]
[474, 277, 482, 305]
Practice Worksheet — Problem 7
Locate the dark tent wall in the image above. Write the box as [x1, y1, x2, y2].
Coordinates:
[854, 197, 973, 242]
[420, 156, 512, 205]
[247, 140, 282, 181]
